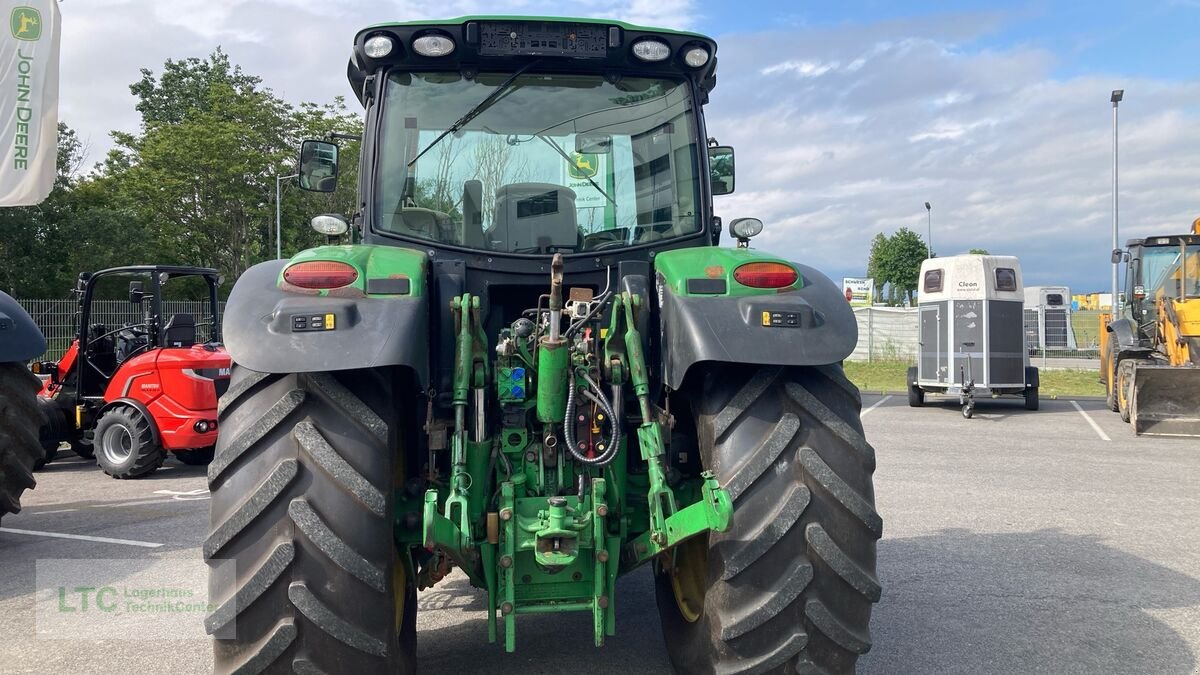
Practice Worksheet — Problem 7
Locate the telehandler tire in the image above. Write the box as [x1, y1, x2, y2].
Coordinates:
[206, 366, 415, 675]
[94, 406, 164, 478]
[656, 364, 881, 675]
[0, 363, 45, 523]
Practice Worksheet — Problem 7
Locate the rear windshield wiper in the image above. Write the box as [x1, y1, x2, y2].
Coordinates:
[408, 60, 540, 168]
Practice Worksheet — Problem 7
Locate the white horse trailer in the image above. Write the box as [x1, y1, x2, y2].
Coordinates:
[908, 255, 1039, 417]
[1023, 286, 1078, 350]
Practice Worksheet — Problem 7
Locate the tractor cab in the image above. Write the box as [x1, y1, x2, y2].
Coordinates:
[35, 266, 230, 477]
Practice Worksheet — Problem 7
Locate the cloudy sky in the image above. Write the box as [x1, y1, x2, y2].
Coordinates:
[57, 0, 1200, 292]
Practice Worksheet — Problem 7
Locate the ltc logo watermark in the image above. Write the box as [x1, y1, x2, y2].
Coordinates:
[36, 559, 236, 640]
[10, 6, 41, 41]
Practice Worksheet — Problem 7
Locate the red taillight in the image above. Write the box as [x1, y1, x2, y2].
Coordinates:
[733, 262, 798, 289]
[283, 261, 359, 289]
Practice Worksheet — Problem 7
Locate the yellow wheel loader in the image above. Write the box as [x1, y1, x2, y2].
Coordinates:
[1100, 217, 1200, 436]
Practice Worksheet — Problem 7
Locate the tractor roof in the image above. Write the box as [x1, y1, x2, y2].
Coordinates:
[363, 15, 711, 41]
[347, 16, 719, 105]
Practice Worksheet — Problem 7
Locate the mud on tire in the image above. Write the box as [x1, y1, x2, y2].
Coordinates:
[0, 363, 45, 523]
[655, 364, 882, 675]
[206, 366, 416, 674]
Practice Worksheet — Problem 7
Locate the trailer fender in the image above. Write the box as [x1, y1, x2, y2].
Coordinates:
[222, 259, 430, 385]
[656, 260, 856, 390]
[0, 291, 46, 362]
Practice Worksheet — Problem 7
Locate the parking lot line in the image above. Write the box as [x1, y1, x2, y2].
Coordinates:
[1070, 400, 1112, 442]
[0, 527, 164, 548]
[861, 395, 892, 418]
[94, 498, 180, 508]
[23, 509, 78, 516]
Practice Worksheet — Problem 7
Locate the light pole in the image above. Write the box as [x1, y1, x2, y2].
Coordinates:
[275, 173, 298, 260]
[924, 201, 932, 259]
[1110, 89, 1123, 314]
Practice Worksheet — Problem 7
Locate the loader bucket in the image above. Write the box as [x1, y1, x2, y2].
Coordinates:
[1130, 364, 1200, 437]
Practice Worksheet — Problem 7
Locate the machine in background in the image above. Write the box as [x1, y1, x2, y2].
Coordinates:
[1100, 217, 1200, 437]
[909, 254, 1040, 417]
[34, 266, 230, 477]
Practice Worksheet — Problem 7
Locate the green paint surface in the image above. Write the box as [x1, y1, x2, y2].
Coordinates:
[654, 247, 803, 296]
[280, 244, 427, 297]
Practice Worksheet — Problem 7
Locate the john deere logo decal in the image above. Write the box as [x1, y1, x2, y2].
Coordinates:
[11, 6, 41, 41]
[568, 152, 598, 180]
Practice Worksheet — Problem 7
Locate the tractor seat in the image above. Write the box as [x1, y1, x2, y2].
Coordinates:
[162, 313, 196, 347]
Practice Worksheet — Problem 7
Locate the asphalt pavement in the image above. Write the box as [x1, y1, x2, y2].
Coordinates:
[1, 394, 1196, 673]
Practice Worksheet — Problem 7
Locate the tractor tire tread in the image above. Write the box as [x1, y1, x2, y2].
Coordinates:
[208, 366, 411, 674]
[657, 365, 880, 675]
[0, 363, 43, 519]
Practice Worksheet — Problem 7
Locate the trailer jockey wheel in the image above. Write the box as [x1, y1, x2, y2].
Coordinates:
[961, 403, 974, 419]
[94, 406, 164, 479]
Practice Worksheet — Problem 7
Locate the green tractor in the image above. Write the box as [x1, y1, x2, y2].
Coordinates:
[207, 16, 881, 674]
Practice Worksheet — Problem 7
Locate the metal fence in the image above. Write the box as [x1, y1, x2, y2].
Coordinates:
[851, 306, 1100, 369]
[17, 299, 224, 361]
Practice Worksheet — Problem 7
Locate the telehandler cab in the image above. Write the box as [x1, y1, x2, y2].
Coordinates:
[35, 266, 230, 477]
[208, 17, 880, 674]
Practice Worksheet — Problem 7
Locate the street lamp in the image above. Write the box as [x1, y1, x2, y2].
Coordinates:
[275, 173, 298, 260]
[1110, 89, 1123, 314]
[924, 201, 932, 259]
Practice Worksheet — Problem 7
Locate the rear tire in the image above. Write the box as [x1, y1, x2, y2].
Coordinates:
[206, 366, 416, 674]
[1024, 388, 1039, 411]
[174, 447, 214, 466]
[94, 406, 163, 478]
[655, 365, 881, 674]
[0, 363, 45, 523]
[906, 366, 923, 407]
[36, 398, 66, 470]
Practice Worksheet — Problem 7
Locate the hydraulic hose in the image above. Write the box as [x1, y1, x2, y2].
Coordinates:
[563, 371, 620, 466]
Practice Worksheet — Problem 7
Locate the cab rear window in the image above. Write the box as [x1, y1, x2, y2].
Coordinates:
[995, 268, 1017, 291]
[923, 269, 943, 293]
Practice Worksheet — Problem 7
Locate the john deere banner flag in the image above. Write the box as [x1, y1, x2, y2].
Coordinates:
[1, 1, 60, 206]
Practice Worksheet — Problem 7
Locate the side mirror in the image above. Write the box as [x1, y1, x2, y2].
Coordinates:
[298, 140, 339, 193]
[1111, 248, 1127, 264]
[311, 214, 349, 236]
[128, 281, 144, 305]
[709, 146, 735, 196]
[729, 217, 763, 248]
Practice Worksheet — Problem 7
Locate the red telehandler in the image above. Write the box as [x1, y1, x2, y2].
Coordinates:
[34, 266, 230, 478]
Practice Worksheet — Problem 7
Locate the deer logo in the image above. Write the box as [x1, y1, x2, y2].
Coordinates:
[568, 152, 598, 180]
[10, 7, 42, 41]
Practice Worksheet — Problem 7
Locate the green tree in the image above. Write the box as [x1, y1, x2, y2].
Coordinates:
[969, 247, 989, 255]
[880, 227, 929, 305]
[865, 232, 891, 304]
[109, 51, 296, 280]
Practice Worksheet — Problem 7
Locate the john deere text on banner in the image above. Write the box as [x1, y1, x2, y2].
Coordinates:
[1, 2, 60, 206]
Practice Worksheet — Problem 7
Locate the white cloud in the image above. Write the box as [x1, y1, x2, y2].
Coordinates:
[761, 59, 840, 78]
